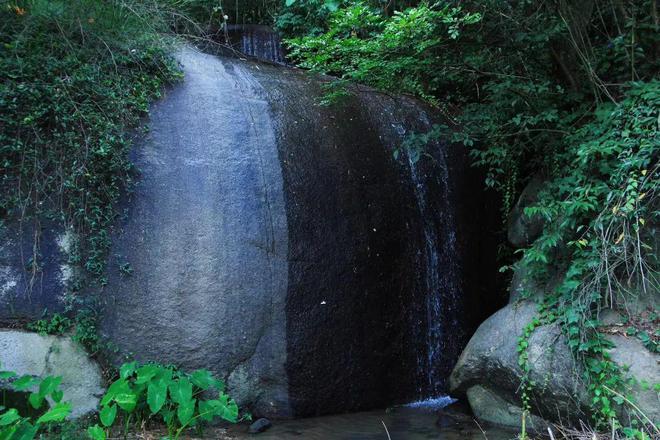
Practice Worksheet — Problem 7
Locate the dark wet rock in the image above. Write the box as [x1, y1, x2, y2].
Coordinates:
[507, 175, 545, 248]
[0, 221, 76, 320]
[222, 25, 285, 64]
[249, 418, 272, 434]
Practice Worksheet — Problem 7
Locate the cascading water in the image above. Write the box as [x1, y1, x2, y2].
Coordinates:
[223, 24, 286, 64]
[393, 118, 464, 402]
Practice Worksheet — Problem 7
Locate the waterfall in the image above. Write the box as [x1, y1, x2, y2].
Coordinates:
[224, 25, 286, 64]
[395, 120, 464, 400]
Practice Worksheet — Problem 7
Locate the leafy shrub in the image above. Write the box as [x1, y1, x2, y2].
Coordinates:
[0, 366, 71, 440]
[27, 314, 72, 336]
[90, 362, 239, 440]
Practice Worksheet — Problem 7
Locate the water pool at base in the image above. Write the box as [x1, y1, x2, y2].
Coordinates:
[226, 403, 517, 440]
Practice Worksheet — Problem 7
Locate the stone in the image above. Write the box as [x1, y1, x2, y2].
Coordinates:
[0, 330, 103, 418]
[607, 334, 660, 423]
[507, 176, 545, 248]
[248, 418, 272, 434]
[465, 385, 549, 432]
[450, 301, 591, 427]
[451, 299, 660, 430]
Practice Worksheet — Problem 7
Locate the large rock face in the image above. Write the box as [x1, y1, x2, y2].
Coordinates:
[0, 330, 103, 418]
[0, 46, 501, 417]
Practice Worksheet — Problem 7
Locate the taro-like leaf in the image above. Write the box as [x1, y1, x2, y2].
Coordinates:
[87, 424, 106, 440]
[12, 376, 39, 391]
[169, 378, 192, 404]
[36, 402, 72, 423]
[38, 376, 61, 398]
[28, 392, 44, 410]
[119, 362, 137, 380]
[100, 403, 117, 427]
[177, 399, 195, 426]
[0, 409, 20, 426]
[115, 392, 138, 413]
[147, 379, 168, 414]
[101, 379, 129, 406]
[190, 370, 222, 391]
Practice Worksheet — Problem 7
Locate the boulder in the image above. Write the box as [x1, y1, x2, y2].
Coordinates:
[607, 334, 660, 424]
[0, 46, 500, 418]
[451, 299, 660, 430]
[248, 418, 272, 434]
[449, 301, 591, 428]
[0, 330, 103, 418]
[507, 176, 545, 248]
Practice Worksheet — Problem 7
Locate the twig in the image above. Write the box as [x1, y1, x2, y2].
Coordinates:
[381, 420, 392, 440]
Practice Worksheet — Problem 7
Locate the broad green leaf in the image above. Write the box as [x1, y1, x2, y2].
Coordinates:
[147, 379, 167, 414]
[28, 393, 44, 410]
[135, 365, 160, 384]
[220, 399, 239, 423]
[9, 421, 38, 440]
[12, 376, 38, 391]
[36, 402, 71, 423]
[87, 424, 106, 440]
[0, 372, 17, 380]
[190, 370, 222, 391]
[177, 399, 195, 426]
[285, 0, 296, 6]
[0, 409, 20, 426]
[115, 392, 137, 413]
[51, 389, 63, 403]
[99, 403, 117, 427]
[169, 377, 192, 404]
[119, 362, 137, 379]
[38, 376, 61, 397]
[197, 400, 215, 421]
[100, 379, 129, 406]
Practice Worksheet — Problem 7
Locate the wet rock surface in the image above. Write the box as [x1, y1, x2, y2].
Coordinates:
[2, 45, 501, 418]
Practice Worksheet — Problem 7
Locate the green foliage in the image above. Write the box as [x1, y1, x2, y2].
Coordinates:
[519, 80, 659, 433]
[0, 0, 182, 283]
[25, 309, 103, 355]
[0, 365, 71, 440]
[284, 2, 481, 103]
[27, 314, 72, 336]
[96, 362, 239, 440]
[1, 0, 183, 359]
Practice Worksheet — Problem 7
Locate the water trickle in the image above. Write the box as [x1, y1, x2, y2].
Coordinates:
[224, 25, 286, 64]
[396, 120, 464, 399]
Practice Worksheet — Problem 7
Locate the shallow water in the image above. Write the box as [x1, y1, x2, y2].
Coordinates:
[227, 404, 517, 440]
